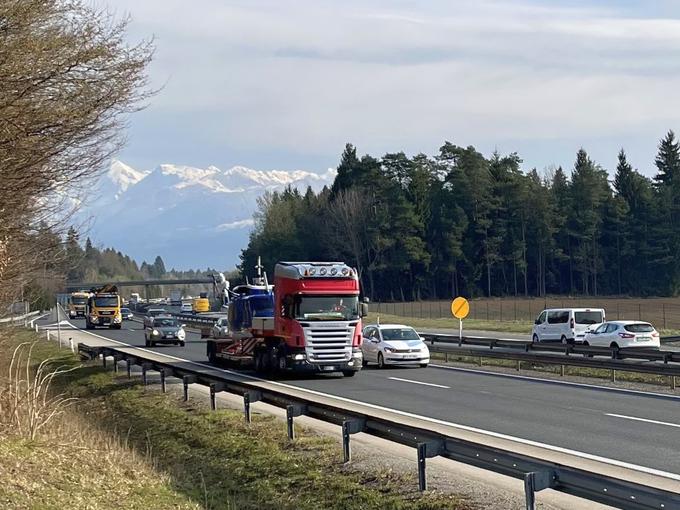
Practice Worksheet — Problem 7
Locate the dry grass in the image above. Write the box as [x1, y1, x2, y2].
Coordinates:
[0, 327, 201, 509]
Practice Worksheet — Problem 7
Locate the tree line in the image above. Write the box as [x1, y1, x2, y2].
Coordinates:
[241, 132, 680, 300]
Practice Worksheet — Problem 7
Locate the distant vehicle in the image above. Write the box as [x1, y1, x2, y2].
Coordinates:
[583, 321, 660, 349]
[144, 317, 186, 347]
[192, 294, 210, 313]
[129, 292, 141, 305]
[120, 307, 134, 320]
[180, 302, 193, 313]
[143, 308, 167, 328]
[361, 324, 429, 368]
[85, 284, 122, 330]
[169, 290, 182, 306]
[532, 308, 605, 344]
[212, 317, 229, 338]
[68, 291, 89, 318]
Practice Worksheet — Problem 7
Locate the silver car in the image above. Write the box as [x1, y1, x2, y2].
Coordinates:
[211, 317, 229, 339]
[145, 317, 186, 347]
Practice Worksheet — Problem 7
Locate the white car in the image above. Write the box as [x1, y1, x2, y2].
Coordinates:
[212, 317, 229, 338]
[361, 324, 430, 368]
[180, 303, 193, 313]
[583, 321, 660, 349]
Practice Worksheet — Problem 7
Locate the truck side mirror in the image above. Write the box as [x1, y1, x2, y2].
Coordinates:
[360, 302, 368, 318]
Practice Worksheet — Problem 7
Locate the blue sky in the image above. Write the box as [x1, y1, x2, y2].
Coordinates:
[110, 0, 680, 178]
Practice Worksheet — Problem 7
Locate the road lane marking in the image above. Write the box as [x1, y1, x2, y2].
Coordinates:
[72, 326, 680, 482]
[388, 377, 450, 389]
[606, 413, 680, 429]
[430, 364, 680, 401]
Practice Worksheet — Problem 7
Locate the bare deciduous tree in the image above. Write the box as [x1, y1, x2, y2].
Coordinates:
[0, 0, 154, 311]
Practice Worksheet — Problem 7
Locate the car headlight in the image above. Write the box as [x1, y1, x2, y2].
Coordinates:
[384, 346, 396, 353]
[177, 329, 186, 340]
[152, 329, 160, 336]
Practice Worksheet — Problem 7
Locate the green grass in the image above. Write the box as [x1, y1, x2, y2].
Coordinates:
[0, 327, 467, 510]
[366, 312, 533, 334]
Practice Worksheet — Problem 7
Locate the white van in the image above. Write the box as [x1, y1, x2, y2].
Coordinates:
[532, 308, 605, 344]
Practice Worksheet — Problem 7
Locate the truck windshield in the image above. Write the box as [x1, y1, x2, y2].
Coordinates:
[72, 297, 87, 305]
[94, 297, 118, 307]
[295, 295, 359, 321]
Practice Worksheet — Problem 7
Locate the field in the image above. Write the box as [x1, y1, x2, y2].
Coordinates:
[372, 297, 680, 330]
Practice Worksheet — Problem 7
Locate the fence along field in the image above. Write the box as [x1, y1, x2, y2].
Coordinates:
[373, 297, 680, 330]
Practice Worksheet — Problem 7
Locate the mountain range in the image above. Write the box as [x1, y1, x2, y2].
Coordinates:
[79, 160, 337, 269]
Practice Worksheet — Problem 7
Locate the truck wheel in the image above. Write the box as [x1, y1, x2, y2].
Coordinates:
[342, 370, 357, 377]
[253, 350, 264, 373]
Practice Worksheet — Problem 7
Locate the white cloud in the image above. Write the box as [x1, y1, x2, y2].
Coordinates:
[110, 0, 680, 174]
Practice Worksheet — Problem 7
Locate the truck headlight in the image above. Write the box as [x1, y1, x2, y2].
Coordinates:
[91, 316, 99, 323]
[293, 353, 306, 361]
[113, 316, 122, 323]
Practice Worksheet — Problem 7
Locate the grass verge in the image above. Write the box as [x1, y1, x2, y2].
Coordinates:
[1, 327, 468, 510]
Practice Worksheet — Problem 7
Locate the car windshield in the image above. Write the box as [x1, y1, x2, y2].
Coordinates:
[121, 308, 131, 313]
[381, 328, 420, 341]
[149, 309, 165, 316]
[154, 318, 178, 327]
[217, 319, 228, 325]
[624, 323, 654, 333]
[94, 297, 118, 307]
[72, 297, 87, 305]
[294, 295, 359, 321]
[574, 311, 603, 325]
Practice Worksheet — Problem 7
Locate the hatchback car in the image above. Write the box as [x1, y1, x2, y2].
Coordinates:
[212, 317, 229, 338]
[145, 317, 186, 347]
[120, 307, 134, 320]
[583, 321, 660, 349]
[361, 324, 429, 368]
[143, 308, 167, 328]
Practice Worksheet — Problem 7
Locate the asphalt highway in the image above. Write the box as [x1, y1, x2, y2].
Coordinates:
[44, 313, 680, 477]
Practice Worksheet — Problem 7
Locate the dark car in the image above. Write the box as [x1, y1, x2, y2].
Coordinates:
[120, 307, 134, 320]
[144, 317, 186, 347]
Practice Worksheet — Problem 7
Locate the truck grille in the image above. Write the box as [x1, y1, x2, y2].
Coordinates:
[302, 321, 356, 364]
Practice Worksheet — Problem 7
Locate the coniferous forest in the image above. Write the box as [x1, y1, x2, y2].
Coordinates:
[240, 132, 680, 300]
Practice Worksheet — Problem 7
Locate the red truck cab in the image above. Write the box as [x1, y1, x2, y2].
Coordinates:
[273, 262, 365, 375]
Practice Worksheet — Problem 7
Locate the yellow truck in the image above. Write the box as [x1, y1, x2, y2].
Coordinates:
[68, 291, 89, 318]
[192, 294, 210, 313]
[85, 284, 122, 329]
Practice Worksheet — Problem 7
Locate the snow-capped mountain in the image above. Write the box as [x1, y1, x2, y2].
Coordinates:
[79, 160, 336, 269]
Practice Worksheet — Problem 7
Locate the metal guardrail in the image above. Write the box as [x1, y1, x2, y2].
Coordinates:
[76, 342, 679, 510]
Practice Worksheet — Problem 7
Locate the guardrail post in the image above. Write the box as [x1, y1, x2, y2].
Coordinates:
[160, 368, 166, 393]
[523, 471, 555, 510]
[142, 363, 150, 386]
[209, 383, 226, 410]
[516, 360, 521, 372]
[102, 352, 107, 369]
[416, 441, 443, 492]
[611, 369, 616, 383]
[243, 391, 262, 424]
[286, 404, 306, 440]
[126, 359, 132, 378]
[478, 356, 483, 367]
[112, 355, 119, 373]
[671, 376, 676, 390]
[560, 365, 565, 377]
[341, 419, 365, 464]
[183, 375, 196, 401]
[445, 352, 449, 363]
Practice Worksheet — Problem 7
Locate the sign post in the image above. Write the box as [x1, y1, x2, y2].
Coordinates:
[450, 297, 470, 342]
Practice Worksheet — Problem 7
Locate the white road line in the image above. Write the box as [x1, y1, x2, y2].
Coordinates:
[388, 377, 450, 389]
[74, 327, 680, 482]
[606, 413, 680, 429]
[430, 363, 680, 401]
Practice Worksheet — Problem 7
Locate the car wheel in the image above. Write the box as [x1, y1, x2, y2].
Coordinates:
[362, 357, 368, 367]
[419, 363, 428, 368]
[377, 352, 386, 369]
[610, 342, 619, 349]
[342, 370, 357, 377]
[150, 341, 155, 347]
[145, 340, 150, 347]
[561, 335, 568, 345]
[179, 341, 185, 347]
[582, 341, 594, 358]
[532, 334, 539, 343]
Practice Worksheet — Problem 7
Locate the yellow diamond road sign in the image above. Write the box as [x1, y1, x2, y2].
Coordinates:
[451, 297, 469, 319]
